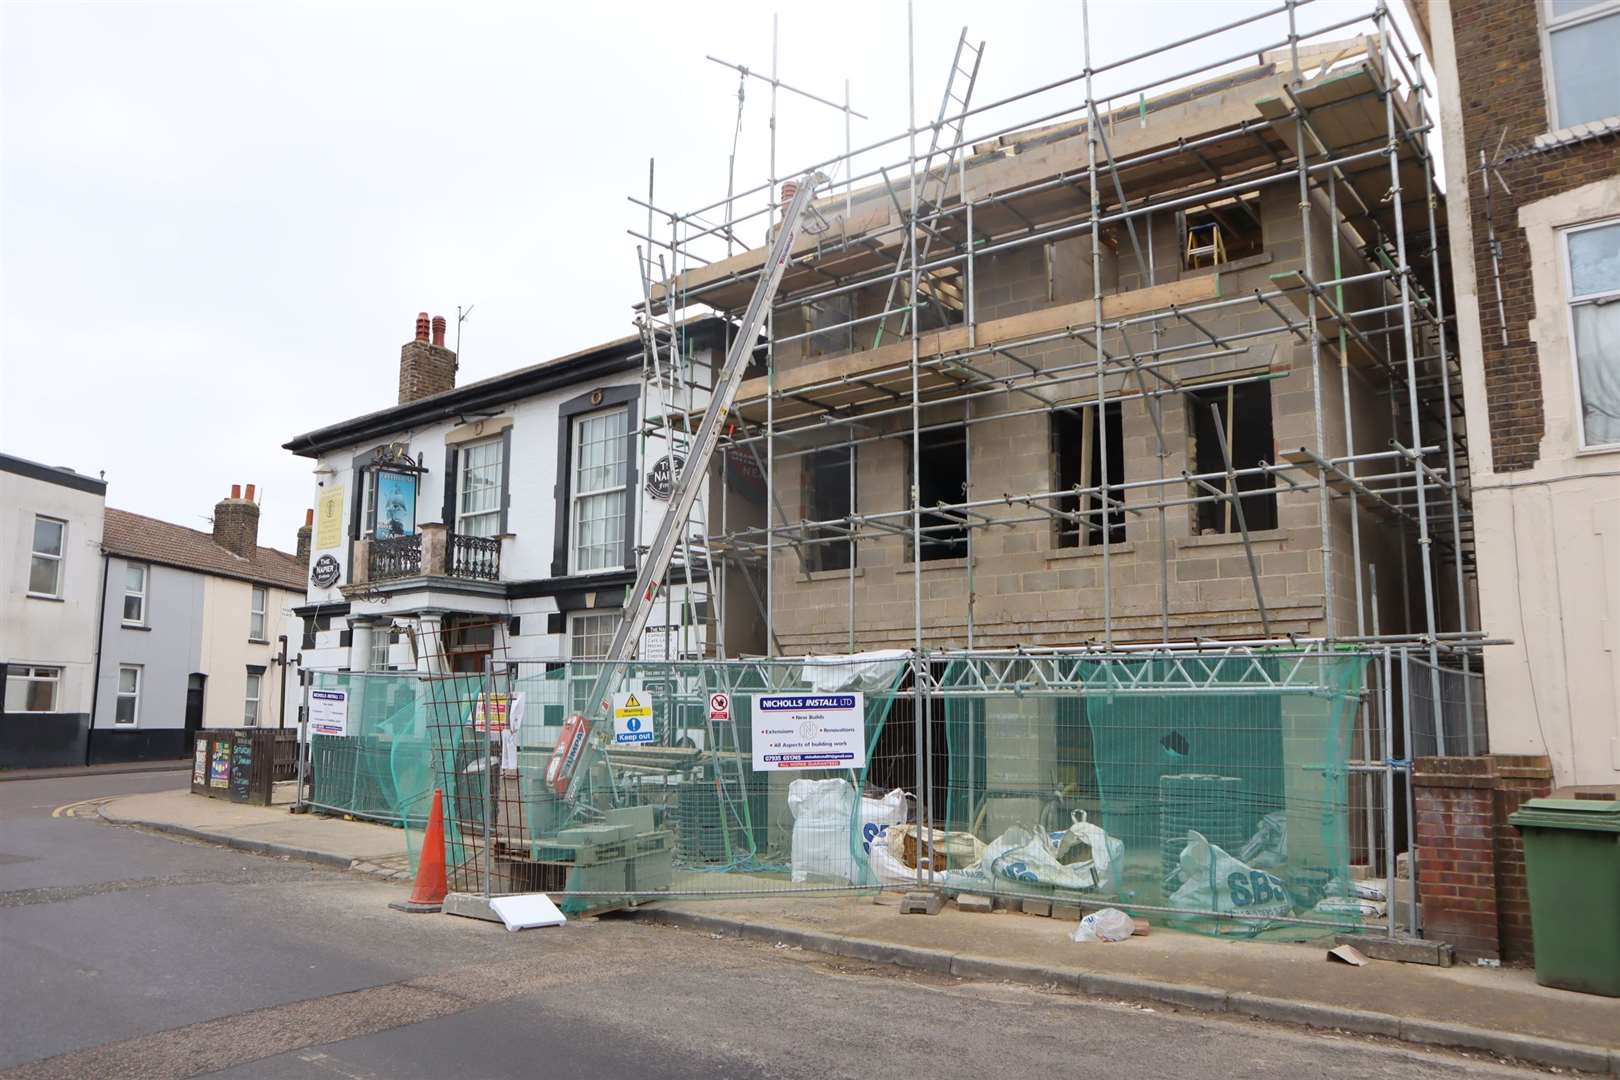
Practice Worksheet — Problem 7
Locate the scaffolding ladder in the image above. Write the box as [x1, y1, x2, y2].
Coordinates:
[580, 169, 830, 729]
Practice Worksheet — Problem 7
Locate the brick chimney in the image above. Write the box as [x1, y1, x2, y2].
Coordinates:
[398, 311, 458, 404]
[213, 483, 261, 558]
[296, 508, 313, 566]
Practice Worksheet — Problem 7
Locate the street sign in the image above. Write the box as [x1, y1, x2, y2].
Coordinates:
[612, 691, 655, 745]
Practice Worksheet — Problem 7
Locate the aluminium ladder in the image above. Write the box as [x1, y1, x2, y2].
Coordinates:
[577, 170, 830, 735]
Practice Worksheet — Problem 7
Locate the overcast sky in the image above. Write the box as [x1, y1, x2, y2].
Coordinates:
[1, 0, 1417, 551]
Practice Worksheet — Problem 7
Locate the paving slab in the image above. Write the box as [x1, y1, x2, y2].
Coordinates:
[629, 892, 1620, 1066]
[100, 788, 408, 869]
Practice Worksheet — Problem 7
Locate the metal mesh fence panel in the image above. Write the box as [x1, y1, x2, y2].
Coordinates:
[936, 651, 1367, 937]
[1406, 656, 1488, 758]
[417, 656, 912, 910]
[304, 671, 447, 870]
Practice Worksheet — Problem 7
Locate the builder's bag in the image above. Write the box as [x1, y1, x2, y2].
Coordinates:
[789, 779, 908, 883]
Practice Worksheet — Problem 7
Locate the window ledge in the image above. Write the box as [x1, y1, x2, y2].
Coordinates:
[1045, 541, 1136, 562]
[26, 593, 64, 603]
[1534, 116, 1620, 153]
[121, 623, 151, 632]
[896, 556, 973, 575]
[1177, 528, 1288, 550]
[800, 567, 865, 582]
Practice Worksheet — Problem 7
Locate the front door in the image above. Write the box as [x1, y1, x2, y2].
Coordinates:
[184, 674, 206, 748]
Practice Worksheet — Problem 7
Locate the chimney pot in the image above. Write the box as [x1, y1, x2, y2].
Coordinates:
[245, 483, 256, 502]
[780, 181, 799, 208]
[431, 315, 447, 348]
[305, 508, 314, 527]
[231, 483, 241, 499]
[415, 312, 431, 342]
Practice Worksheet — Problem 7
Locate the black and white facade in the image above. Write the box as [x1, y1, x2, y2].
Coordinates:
[284, 316, 761, 680]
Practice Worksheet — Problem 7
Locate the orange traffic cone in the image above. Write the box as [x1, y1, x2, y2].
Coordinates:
[389, 788, 448, 914]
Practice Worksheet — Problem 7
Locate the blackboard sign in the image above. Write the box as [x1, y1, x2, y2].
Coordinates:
[228, 736, 254, 803]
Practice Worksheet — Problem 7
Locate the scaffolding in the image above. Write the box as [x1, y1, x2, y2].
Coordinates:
[630, 1, 1475, 675]
[558, 0, 1490, 932]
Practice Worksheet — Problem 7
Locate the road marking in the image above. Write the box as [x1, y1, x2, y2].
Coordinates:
[49, 799, 106, 819]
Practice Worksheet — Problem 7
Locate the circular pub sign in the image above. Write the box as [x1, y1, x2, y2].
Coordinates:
[311, 553, 342, 589]
[645, 453, 685, 501]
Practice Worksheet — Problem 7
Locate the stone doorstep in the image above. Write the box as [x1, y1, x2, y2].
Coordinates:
[623, 907, 1620, 1076]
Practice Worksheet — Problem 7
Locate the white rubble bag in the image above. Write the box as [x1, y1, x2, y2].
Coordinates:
[1054, 811, 1124, 895]
[866, 824, 987, 887]
[980, 823, 1122, 893]
[1070, 907, 1135, 943]
[1168, 829, 1293, 922]
[788, 779, 908, 883]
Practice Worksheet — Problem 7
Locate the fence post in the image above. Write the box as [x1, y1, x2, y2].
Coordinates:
[294, 670, 311, 814]
[480, 657, 495, 900]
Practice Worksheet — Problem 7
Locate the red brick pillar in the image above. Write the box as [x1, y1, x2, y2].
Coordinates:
[1413, 757, 1500, 962]
[1491, 755, 1554, 965]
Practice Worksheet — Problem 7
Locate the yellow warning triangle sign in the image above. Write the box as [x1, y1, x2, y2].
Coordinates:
[625, 693, 641, 709]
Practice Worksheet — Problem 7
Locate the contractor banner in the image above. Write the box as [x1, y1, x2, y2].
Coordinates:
[750, 692, 866, 771]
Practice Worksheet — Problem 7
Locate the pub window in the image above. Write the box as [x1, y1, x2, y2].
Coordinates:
[1053, 402, 1125, 547]
[802, 446, 855, 572]
[909, 426, 968, 561]
[1188, 381, 1277, 534]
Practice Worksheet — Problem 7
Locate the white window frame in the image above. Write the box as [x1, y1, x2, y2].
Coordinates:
[456, 437, 505, 538]
[370, 629, 392, 672]
[4, 665, 61, 713]
[244, 669, 263, 726]
[1540, 0, 1620, 133]
[1564, 216, 1620, 451]
[122, 563, 148, 626]
[249, 585, 267, 642]
[569, 406, 629, 574]
[28, 515, 66, 599]
[115, 665, 142, 726]
[567, 609, 622, 712]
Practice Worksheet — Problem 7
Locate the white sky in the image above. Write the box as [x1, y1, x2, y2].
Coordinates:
[1, 0, 1420, 550]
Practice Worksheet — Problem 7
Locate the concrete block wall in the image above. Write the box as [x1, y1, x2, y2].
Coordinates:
[760, 183, 1434, 652]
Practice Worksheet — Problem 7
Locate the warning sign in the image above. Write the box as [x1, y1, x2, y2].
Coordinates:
[612, 691, 654, 745]
[708, 692, 730, 721]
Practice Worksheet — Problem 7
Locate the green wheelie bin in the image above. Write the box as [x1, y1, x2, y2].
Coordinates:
[1508, 797, 1620, 996]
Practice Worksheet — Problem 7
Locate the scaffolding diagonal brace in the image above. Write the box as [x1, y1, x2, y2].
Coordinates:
[580, 171, 830, 731]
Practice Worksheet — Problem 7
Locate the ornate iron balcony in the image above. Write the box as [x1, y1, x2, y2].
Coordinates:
[449, 532, 501, 581]
[369, 533, 422, 581]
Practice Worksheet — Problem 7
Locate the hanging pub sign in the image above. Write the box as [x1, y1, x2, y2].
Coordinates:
[645, 453, 685, 501]
[373, 471, 417, 539]
[311, 553, 342, 588]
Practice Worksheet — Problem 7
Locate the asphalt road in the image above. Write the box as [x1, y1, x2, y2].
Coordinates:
[0, 770, 1557, 1080]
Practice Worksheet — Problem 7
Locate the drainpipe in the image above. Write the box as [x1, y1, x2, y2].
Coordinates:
[85, 552, 111, 766]
[276, 634, 289, 729]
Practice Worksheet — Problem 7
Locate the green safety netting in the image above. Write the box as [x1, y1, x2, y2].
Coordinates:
[939, 652, 1367, 938]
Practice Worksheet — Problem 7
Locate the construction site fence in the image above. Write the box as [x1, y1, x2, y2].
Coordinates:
[296, 647, 1470, 938]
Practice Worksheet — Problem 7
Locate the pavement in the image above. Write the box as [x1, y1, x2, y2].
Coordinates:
[88, 778, 1620, 1075]
[5, 768, 1553, 1080]
[0, 758, 190, 782]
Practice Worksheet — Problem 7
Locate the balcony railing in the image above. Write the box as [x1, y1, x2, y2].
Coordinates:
[369, 533, 422, 581]
[449, 532, 501, 581]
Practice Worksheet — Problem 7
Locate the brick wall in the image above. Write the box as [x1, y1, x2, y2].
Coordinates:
[1413, 754, 1556, 964]
[1491, 754, 1555, 963]
[1413, 755, 1501, 961]
[1446, 0, 1620, 471]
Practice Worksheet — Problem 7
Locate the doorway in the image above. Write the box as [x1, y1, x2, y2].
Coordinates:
[184, 674, 206, 748]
